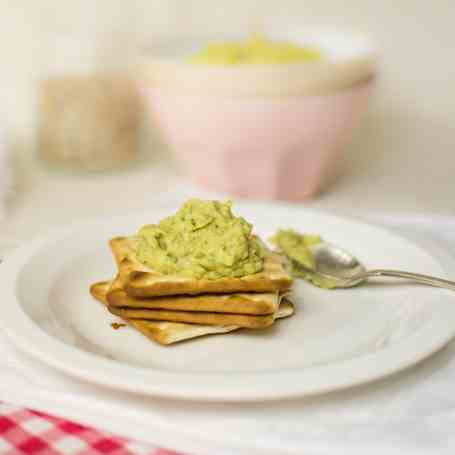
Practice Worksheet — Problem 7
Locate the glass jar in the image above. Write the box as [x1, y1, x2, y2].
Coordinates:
[36, 32, 142, 171]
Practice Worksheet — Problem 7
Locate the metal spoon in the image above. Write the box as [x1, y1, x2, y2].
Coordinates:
[293, 242, 455, 290]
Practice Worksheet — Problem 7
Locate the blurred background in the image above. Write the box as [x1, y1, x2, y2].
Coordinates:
[0, 0, 454, 240]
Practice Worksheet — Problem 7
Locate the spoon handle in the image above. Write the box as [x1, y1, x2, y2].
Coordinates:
[364, 269, 455, 291]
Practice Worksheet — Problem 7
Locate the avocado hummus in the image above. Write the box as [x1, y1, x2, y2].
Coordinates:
[136, 199, 264, 279]
[270, 229, 337, 289]
[271, 229, 321, 270]
[189, 34, 322, 65]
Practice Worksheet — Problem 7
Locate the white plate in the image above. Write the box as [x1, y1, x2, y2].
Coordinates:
[1, 202, 455, 401]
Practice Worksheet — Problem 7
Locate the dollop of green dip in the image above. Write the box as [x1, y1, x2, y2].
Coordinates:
[271, 229, 321, 270]
[136, 199, 264, 279]
[270, 229, 337, 289]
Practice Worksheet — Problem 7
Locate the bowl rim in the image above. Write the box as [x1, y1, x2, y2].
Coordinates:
[138, 27, 378, 66]
[137, 28, 378, 96]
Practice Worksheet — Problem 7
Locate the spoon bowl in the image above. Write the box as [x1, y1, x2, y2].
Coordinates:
[310, 243, 366, 285]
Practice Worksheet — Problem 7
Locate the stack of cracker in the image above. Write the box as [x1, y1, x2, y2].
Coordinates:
[90, 236, 294, 345]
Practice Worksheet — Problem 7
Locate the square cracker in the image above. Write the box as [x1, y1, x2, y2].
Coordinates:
[90, 281, 294, 345]
[110, 236, 293, 298]
[107, 274, 280, 315]
[108, 305, 276, 328]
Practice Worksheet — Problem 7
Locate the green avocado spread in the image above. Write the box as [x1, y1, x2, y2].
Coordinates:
[270, 229, 337, 289]
[189, 34, 322, 65]
[271, 229, 321, 270]
[136, 199, 264, 279]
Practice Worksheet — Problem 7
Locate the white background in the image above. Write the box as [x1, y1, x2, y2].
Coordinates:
[1, 0, 454, 221]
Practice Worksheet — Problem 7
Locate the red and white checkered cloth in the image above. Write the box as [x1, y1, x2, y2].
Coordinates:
[0, 403, 184, 455]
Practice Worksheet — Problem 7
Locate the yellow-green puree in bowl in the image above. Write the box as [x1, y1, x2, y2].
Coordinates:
[189, 34, 322, 65]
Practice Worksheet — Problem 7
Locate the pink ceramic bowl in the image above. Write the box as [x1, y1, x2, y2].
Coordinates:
[140, 30, 376, 201]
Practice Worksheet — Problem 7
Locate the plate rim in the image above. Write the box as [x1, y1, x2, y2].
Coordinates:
[2, 203, 455, 401]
